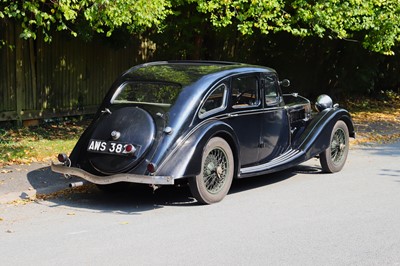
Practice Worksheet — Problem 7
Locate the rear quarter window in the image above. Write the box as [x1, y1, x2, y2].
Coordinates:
[199, 84, 227, 118]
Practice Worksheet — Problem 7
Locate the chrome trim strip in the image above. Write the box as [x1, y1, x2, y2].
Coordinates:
[268, 149, 299, 163]
[225, 107, 283, 117]
[51, 162, 174, 185]
[240, 149, 302, 174]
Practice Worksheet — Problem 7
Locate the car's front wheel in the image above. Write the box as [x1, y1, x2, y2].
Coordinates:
[320, 120, 349, 173]
[189, 137, 234, 204]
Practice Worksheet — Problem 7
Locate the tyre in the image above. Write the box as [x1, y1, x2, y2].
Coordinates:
[320, 120, 350, 173]
[189, 137, 234, 204]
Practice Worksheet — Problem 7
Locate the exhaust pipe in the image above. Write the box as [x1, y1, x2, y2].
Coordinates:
[69, 181, 84, 188]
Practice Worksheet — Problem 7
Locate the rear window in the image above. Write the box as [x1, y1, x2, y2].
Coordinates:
[111, 82, 182, 106]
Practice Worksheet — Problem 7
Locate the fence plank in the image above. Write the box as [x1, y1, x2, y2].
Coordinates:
[1, 22, 143, 123]
[15, 24, 24, 124]
[0, 21, 16, 115]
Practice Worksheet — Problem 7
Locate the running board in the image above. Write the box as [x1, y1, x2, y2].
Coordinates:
[240, 149, 302, 175]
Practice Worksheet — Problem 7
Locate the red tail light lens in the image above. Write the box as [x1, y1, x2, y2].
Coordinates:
[125, 144, 133, 152]
[147, 163, 157, 173]
[124, 144, 136, 154]
[58, 153, 68, 163]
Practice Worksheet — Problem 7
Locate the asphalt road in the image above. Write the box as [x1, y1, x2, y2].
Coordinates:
[1, 142, 400, 265]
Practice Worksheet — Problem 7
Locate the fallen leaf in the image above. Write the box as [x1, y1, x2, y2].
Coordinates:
[7, 198, 34, 205]
[0, 169, 12, 173]
[67, 212, 75, 216]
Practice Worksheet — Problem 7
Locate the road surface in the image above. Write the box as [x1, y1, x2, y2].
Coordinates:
[1, 142, 400, 265]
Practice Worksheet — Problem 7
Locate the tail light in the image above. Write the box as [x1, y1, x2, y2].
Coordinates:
[58, 153, 68, 163]
[147, 163, 157, 173]
[57, 153, 71, 167]
[123, 144, 136, 154]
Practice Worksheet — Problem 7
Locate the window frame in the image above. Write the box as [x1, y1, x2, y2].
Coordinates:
[198, 83, 228, 119]
[264, 74, 280, 107]
[230, 74, 261, 109]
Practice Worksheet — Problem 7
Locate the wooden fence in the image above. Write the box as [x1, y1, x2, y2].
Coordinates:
[0, 21, 149, 123]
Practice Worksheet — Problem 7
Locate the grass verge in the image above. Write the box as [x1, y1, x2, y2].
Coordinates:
[0, 118, 89, 167]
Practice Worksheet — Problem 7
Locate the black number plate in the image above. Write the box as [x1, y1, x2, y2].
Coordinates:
[87, 139, 138, 155]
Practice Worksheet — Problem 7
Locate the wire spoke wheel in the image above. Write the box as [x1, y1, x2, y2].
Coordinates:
[320, 120, 350, 173]
[189, 137, 234, 204]
[330, 128, 347, 166]
[203, 148, 229, 194]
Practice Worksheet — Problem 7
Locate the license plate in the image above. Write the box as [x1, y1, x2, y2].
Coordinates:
[87, 139, 139, 155]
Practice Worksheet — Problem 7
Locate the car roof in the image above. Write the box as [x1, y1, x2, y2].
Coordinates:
[123, 61, 276, 87]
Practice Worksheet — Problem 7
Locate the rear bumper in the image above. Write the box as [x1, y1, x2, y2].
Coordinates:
[51, 162, 174, 185]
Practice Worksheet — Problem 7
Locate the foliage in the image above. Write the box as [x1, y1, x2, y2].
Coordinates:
[1, 0, 400, 54]
[0, 0, 171, 42]
[194, 0, 400, 55]
[292, 0, 400, 55]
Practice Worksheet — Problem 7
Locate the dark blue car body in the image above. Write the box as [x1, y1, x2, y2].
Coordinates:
[52, 61, 355, 204]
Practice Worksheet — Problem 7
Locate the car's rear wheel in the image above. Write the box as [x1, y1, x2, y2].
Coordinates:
[320, 120, 349, 173]
[189, 137, 234, 204]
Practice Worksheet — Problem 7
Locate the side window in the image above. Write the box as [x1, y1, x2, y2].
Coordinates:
[199, 84, 227, 118]
[231, 75, 259, 108]
[265, 75, 278, 105]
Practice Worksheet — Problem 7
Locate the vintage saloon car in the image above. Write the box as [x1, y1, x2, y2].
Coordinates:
[52, 61, 355, 204]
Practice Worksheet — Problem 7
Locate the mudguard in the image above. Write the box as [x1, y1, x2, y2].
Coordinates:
[295, 107, 355, 158]
[156, 120, 240, 179]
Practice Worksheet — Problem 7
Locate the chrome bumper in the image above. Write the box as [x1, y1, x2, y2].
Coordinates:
[51, 162, 174, 185]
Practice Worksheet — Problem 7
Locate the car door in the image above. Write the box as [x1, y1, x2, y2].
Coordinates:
[226, 74, 263, 167]
[257, 73, 291, 163]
